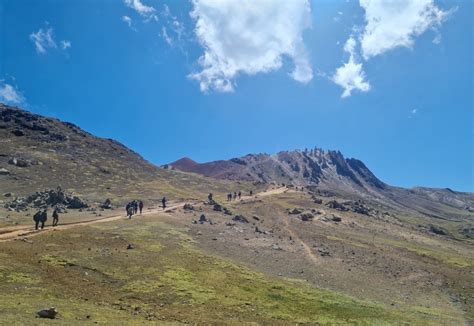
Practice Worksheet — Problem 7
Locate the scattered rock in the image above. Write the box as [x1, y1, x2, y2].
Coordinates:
[223, 207, 232, 215]
[317, 247, 331, 257]
[4, 188, 88, 211]
[326, 200, 348, 211]
[126, 244, 134, 250]
[429, 225, 447, 236]
[36, 307, 58, 319]
[271, 244, 282, 251]
[0, 168, 10, 175]
[183, 203, 194, 211]
[252, 215, 260, 221]
[300, 213, 314, 221]
[11, 129, 24, 136]
[199, 214, 207, 223]
[232, 215, 249, 223]
[331, 215, 342, 222]
[3, 192, 12, 197]
[313, 198, 323, 204]
[288, 208, 303, 215]
[213, 203, 222, 212]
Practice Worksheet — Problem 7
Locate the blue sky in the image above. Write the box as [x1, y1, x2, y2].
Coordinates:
[0, 0, 472, 191]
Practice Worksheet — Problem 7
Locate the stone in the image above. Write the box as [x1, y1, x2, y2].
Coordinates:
[232, 215, 249, 223]
[199, 214, 207, 223]
[300, 213, 314, 221]
[11, 129, 24, 136]
[0, 168, 10, 175]
[37, 307, 58, 319]
[288, 208, 303, 215]
[331, 215, 342, 222]
[183, 203, 194, 211]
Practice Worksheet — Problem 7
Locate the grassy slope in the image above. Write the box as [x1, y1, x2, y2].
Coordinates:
[0, 215, 464, 325]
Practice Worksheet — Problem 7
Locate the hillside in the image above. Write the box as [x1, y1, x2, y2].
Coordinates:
[170, 150, 474, 225]
[0, 104, 256, 206]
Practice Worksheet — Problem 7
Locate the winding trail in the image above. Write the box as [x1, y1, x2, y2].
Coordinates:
[0, 202, 189, 242]
[0, 187, 289, 242]
[282, 216, 320, 264]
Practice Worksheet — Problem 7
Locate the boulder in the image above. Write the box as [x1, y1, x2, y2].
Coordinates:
[326, 200, 348, 211]
[300, 213, 314, 221]
[183, 203, 194, 211]
[429, 225, 447, 236]
[232, 215, 249, 223]
[331, 215, 342, 222]
[11, 129, 24, 136]
[288, 208, 303, 215]
[199, 214, 207, 223]
[0, 168, 10, 175]
[213, 203, 222, 212]
[36, 307, 58, 319]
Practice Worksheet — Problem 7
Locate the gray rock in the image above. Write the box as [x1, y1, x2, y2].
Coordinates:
[37, 307, 58, 319]
[0, 168, 10, 175]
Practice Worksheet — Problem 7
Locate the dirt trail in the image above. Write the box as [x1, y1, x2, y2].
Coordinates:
[282, 216, 320, 265]
[0, 202, 188, 242]
[0, 187, 288, 242]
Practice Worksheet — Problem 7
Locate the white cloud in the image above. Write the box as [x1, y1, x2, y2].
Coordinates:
[30, 24, 70, 54]
[332, 37, 370, 98]
[359, 0, 453, 59]
[189, 0, 313, 92]
[0, 82, 24, 104]
[61, 40, 71, 50]
[30, 27, 57, 54]
[122, 15, 135, 30]
[124, 0, 157, 21]
[161, 27, 173, 46]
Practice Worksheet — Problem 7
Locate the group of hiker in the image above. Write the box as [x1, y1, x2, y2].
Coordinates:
[227, 190, 253, 201]
[32, 188, 257, 229]
[125, 200, 144, 219]
[33, 207, 60, 230]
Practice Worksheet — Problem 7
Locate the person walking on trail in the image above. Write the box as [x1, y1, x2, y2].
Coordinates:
[52, 208, 59, 227]
[250, 190, 253, 196]
[208, 193, 213, 204]
[133, 201, 138, 214]
[227, 193, 232, 201]
[233, 192, 237, 201]
[139, 200, 144, 214]
[33, 210, 42, 230]
[127, 204, 134, 219]
[39, 209, 47, 229]
[238, 191, 241, 200]
[162, 197, 167, 210]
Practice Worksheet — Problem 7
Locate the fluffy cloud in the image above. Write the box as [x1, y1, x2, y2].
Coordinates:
[189, 0, 313, 92]
[124, 0, 157, 21]
[359, 0, 453, 59]
[332, 37, 370, 98]
[30, 25, 71, 54]
[0, 82, 24, 104]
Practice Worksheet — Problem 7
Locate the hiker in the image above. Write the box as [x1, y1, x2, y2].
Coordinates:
[39, 209, 47, 229]
[33, 210, 42, 230]
[208, 193, 213, 204]
[133, 201, 138, 214]
[227, 193, 232, 201]
[250, 190, 253, 196]
[238, 191, 241, 200]
[162, 197, 167, 210]
[233, 192, 237, 201]
[52, 208, 59, 227]
[139, 200, 144, 214]
[127, 203, 134, 219]
[126, 202, 131, 216]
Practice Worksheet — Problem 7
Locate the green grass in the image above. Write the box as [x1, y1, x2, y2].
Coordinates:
[0, 217, 466, 324]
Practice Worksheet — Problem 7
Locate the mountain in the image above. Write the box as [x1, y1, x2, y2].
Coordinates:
[0, 104, 250, 204]
[170, 149, 474, 222]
